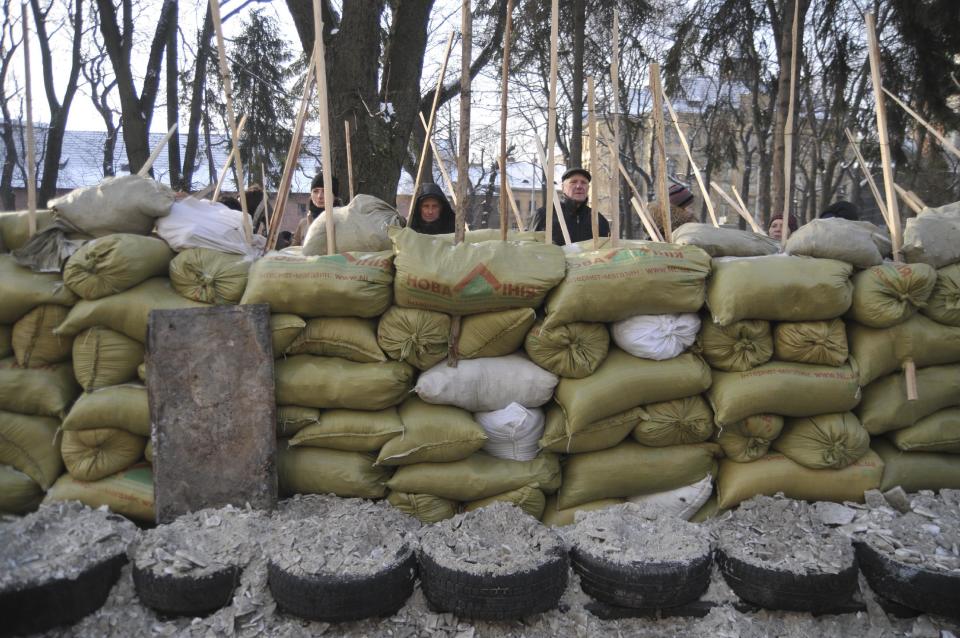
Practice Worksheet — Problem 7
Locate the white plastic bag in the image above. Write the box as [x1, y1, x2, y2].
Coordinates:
[474, 403, 545, 461]
[627, 474, 713, 521]
[611, 313, 700, 360]
[156, 197, 258, 256]
[415, 354, 558, 412]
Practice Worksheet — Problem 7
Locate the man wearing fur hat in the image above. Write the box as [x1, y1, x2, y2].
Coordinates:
[531, 167, 610, 246]
[651, 183, 697, 239]
[293, 172, 342, 246]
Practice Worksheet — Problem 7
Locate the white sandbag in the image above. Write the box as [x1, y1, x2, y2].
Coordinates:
[903, 202, 960, 268]
[610, 313, 700, 360]
[302, 195, 403, 256]
[786, 218, 891, 269]
[627, 474, 713, 521]
[155, 197, 261, 256]
[47, 174, 173, 236]
[416, 354, 558, 412]
[474, 403, 544, 461]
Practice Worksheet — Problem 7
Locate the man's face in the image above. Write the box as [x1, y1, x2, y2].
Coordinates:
[562, 175, 590, 202]
[311, 187, 326, 209]
[768, 218, 783, 241]
[420, 197, 442, 223]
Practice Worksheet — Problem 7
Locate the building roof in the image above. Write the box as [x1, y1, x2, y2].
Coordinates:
[626, 75, 751, 117]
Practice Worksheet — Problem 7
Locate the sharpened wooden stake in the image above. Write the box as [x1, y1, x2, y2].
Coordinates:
[649, 63, 672, 242]
[498, 0, 514, 240]
[497, 155, 525, 231]
[419, 112, 458, 207]
[535, 135, 572, 245]
[663, 92, 719, 227]
[344, 120, 355, 201]
[903, 359, 918, 401]
[609, 9, 621, 246]
[631, 197, 663, 242]
[213, 115, 249, 201]
[893, 183, 925, 215]
[844, 127, 891, 229]
[21, 3, 36, 236]
[883, 87, 960, 163]
[138, 123, 179, 177]
[711, 183, 763, 233]
[312, 0, 337, 254]
[545, 0, 560, 244]
[781, 0, 801, 247]
[587, 76, 600, 248]
[730, 185, 757, 231]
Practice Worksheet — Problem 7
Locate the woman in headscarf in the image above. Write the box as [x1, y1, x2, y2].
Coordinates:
[409, 183, 456, 235]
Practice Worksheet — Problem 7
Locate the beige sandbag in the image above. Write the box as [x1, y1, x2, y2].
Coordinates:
[555, 349, 712, 434]
[772, 413, 870, 470]
[0, 464, 43, 514]
[773, 319, 848, 366]
[434, 229, 546, 243]
[43, 463, 154, 522]
[63, 234, 173, 300]
[0, 410, 62, 489]
[415, 354, 558, 411]
[137, 362, 146, 382]
[386, 451, 561, 502]
[72, 327, 143, 391]
[902, 201, 960, 268]
[459, 308, 536, 359]
[715, 449, 884, 509]
[632, 396, 714, 447]
[61, 428, 146, 482]
[48, 174, 173, 236]
[277, 444, 390, 499]
[714, 415, 784, 463]
[392, 227, 565, 315]
[284, 317, 385, 363]
[541, 495, 625, 527]
[302, 195, 403, 256]
[557, 441, 721, 510]
[540, 404, 643, 454]
[271, 314, 306, 354]
[523, 321, 609, 379]
[848, 262, 937, 328]
[0, 359, 79, 417]
[465, 485, 546, 520]
[289, 407, 403, 452]
[706, 255, 853, 326]
[0, 324, 10, 358]
[544, 242, 711, 329]
[707, 361, 860, 426]
[275, 355, 413, 410]
[0, 254, 78, 323]
[377, 397, 486, 466]
[12, 304, 72, 367]
[387, 491, 458, 524]
[241, 251, 394, 318]
[54, 278, 207, 342]
[276, 406, 320, 438]
[144, 440, 153, 464]
[785, 218, 889, 268]
[62, 384, 149, 436]
[672, 222, 779, 257]
[168, 248, 251, 305]
[697, 319, 772, 372]
[376, 307, 449, 369]
[922, 263, 960, 327]
[0, 209, 57, 251]
[888, 408, 960, 453]
[848, 314, 960, 386]
[873, 438, 960, 492]
[857, 364, 960, 434]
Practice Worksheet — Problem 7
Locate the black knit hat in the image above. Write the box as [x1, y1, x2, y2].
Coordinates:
[310, 172, 340, 197]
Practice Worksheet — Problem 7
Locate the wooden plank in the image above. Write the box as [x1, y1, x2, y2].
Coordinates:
[311, 0, 337, 255]
[663, 92, 719, 227]
[844, 127, 891, 228]
[649, 63, 672, 242]
[609, 9, 621, 246]
[587, 76, 599, 248]
[893, 183, 924, 215]
[545, 0, 559, 244]
[711, 183, 762, 233]
[498, 0, 514, 239]
[781, 0, 801, 247]
[730, 185, 759, 232]
[882, 87, 960, 162]
[21, 3, 36, 236]
[138, 123, 179, 177]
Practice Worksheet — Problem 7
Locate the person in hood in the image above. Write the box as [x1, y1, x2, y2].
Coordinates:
[531, 167, 609, 245]
[293, 172, 342, 246]
[409, 183, 456, 235]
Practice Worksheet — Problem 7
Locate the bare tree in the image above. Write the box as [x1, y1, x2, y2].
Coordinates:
[82, 2, 120, 178]
[0, 0, 22, 208]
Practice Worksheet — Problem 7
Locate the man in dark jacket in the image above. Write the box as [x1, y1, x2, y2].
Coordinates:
[409, 182, 456, 235]
[531, 167, 609, 245]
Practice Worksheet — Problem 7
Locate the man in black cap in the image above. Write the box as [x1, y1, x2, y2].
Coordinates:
[293, 172, 342, 246]
[531, 167, 609, 246]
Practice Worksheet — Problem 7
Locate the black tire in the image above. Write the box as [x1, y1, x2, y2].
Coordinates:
[716, 547, 858, 613]
[571, 545, 712, 610]
[855, 541, 960, 621]
[417, 547, 568, 621]
[133, 563, 241, 617]
[268, 549, 416, 622]
[0, 552, 126, 636]
[585, 599, 718, 620]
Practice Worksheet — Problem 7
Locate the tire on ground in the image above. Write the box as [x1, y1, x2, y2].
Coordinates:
[855, 541, 960, 621]
[132, 563, 241, 617]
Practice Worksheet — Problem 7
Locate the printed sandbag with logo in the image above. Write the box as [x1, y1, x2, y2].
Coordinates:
[921, 263, 960, 327]
[697, 319, 773, 372]
[391, 227, 565, 315]
[848, 262, 937, 328]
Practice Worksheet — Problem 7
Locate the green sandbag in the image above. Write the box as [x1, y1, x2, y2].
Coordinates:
[524, 321, 609, 379]
[696, 319, 772, 372]
[0, 464, 43, 514]
[857, 364, 960, 434]
[539, 404, 643, 454]
[290, 407, 403, 452]
[241, 251, 394, 318]
[922, 263, 960, 327]
[144, 440, 153, 463]
[0, 358, 79, 417]
[387, 491, 458, 524]
[169, 248, 251, 305]
[465, 485, 546, 520]
[848, 314, 960, 385]
[62, 384, 149, 436]
[541, 495, 625, 527]
[558, 441, 721, 510]
[632, 396, 714, 447]
[377, 397, 486, 466]
[392, 227, 565, 315]
[276, 406, 320, 438]
[285, 317, 385, 363]
[714, 415, 784, 463]
[61, 428, 146, 482]
[386, 451, 561, 502]
[0, 325, 10, 358]
[0, 410, 62, 489]
[0, 254, 78, 323]
[902, 202, 960, 268]
[544, 242, 711, 328]
[63, 234, 173, 300]
[459, 308, 536, 359]
[672, 223, 779, 257]
[0, 209, 57, 251]
[48, 174, 173, 236]
[278, 444, 391, 499]
[707, 361, 860, 426]
[376, 306, 449, 369]
[772, 412, 870, 470]
[275, 355, 413, 410]
[271, 314, 306, 355]
[873, 438, 960, 492]
[12, 304, 72, 367]
[433, 229, 546, 243]
[43, 463, 154, 522]
[555, 348, 712, 434]
[848, 262, 937, 328]
[888, 408, 960, 453]
[715, 449, 884, 509]
[72, 327, 143, 391]
[54, 278, 207, 343]
[773, 319, 848, 366]
[706, 255, 853, 326]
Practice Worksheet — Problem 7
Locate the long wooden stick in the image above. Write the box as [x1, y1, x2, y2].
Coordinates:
[498, 0, 514, 240]
[545, 0, 559, 243]
[781, 0, 801, 247]
[711, 183, 763, 233]
[260, 163, 272, 233]
[418, 112, 458, 207]
[866, 12, 902, 260]
[882, 87, 960, 162]
[894, 183, 924, 214]
[649, 63, 672, 242]
[344, 120, 355, 201]
[730, 185, 757, 230]
[844, 128, 890, 228]
[21, 3, 36, 236]
[312, 0, 337, 254]
[138, 123, 179, 177]
[497, 155, 525, 231]
[535, 135, 572, 245]
[455, 0, 472, 245]
[587, 76, 599, 248]
[663, 92, 719, 227]
[631, 197, 663, 242]
[212, 115, 249, 201]
[609, 9, 621, 246]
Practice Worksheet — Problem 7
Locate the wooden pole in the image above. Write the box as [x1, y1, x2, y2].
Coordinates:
[631, 197, 663, 242]
[609, 9, 621, 246]
[545, 0, 559, 244]
[535, 136, 572, 245]
[138, 123, 179, 177]
[730, 185, 756, 230]
[649, 63, 672, 242]
[311, 0, 337, 255]
[866, 12, 902, 261]
[781, 0, 801, 247]
[419, 112, 458, 207]
[212, 115, 249, 201]
[344, 120, 355, 201]
[498, 0, 514, 240]
[587, 76, 600, 248]
[711, 183, 763, 233]
[844, 127, 890, 228]
[883, 87, 960, 163]
[894, 183, 924, 215]
[663, 93, 719, 227]
[455, 0, 472, 245]
[497, 155, 525, 231]
[209, 0, 252, 243]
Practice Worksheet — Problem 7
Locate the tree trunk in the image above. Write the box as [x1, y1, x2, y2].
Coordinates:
[182, 7, 214, 190]
[739, 147, 753, 230]
[770, 0, 808, 218]
[569, 0, 585, 167]
[166, 5, 182, 190]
